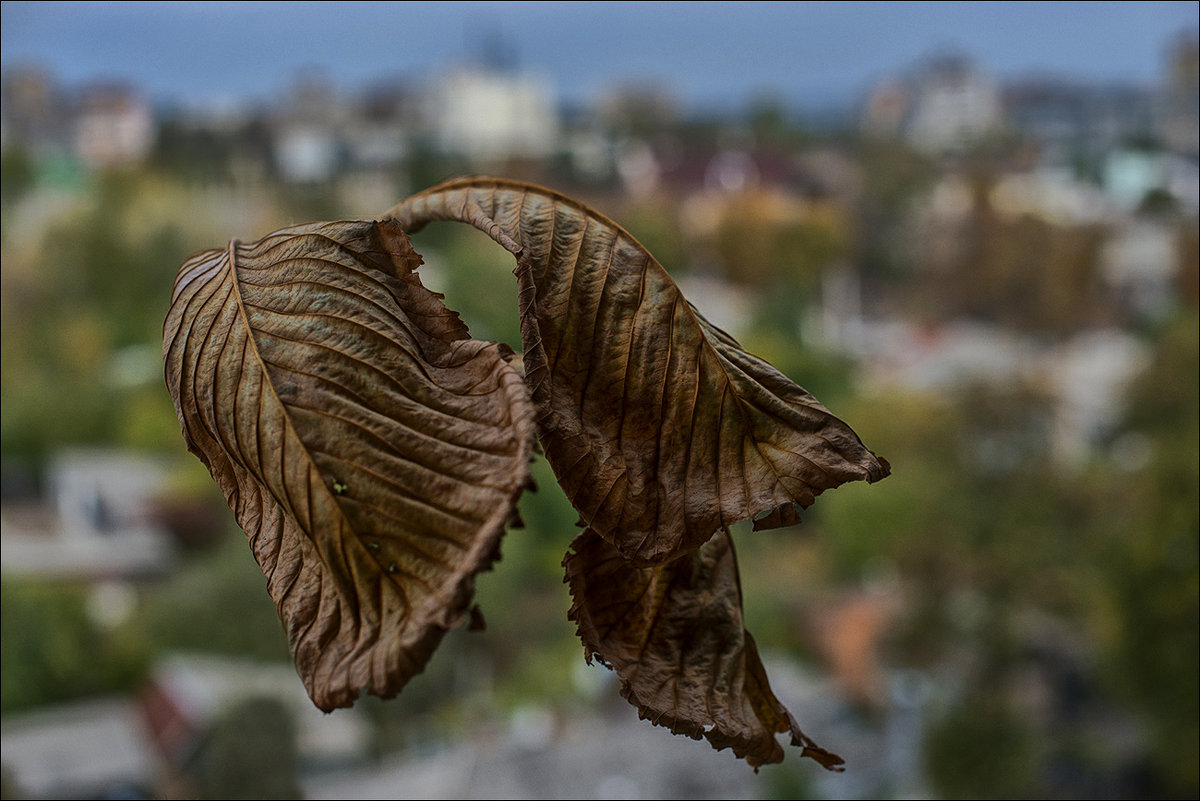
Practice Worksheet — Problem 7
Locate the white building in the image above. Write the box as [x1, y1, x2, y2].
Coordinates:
[429, 67, 558, 162]
[904, 55, 1004, 153]
[73, 83, 156, 169]
[0, 448, 175, 579]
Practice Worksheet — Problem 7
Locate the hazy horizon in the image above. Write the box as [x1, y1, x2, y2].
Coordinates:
[2, 1, 1197, 113]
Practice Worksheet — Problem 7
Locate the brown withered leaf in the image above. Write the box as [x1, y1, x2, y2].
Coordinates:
[163, 218, 535, 711]
[564, 528, 844, 771]
[386, 178, 889, 565]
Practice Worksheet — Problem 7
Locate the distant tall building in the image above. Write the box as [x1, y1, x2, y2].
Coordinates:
[859, 54, 1004, 153]
[904, 54, 1004, 152]
[271, 73, 344, 183]
[428, 67, 558, 162]
[1159, 34, 1199, 157]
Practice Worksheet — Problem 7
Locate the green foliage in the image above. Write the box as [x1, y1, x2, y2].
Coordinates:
[0, 146, 36, 211]
[745, 96, 818, 151]
[0, 172, 196, 464]
[192, 697, 301, 800]
[470, 455, 583, 698]
[0, 580, 149, 713]
[852, 141, 935, 282]
[1096, 312, 1200, 796]
[925, 691, 1039, 799]
[137, 534, 291, 662]
[619, 197, 689, 275]
[813, 313, 1199, 796]
[150, 117, 269, 185]
[423, 225, 524, 347]
[712, 194, 848, 290]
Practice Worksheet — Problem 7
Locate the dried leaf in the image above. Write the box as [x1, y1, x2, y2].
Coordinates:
[163, 219, 535, 711]
[386, 178, 889, 564]
[564, 528, 844, 771]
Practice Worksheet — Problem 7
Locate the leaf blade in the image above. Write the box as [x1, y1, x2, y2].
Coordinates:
[387, 178, 889, 563]
[564, 528, 844, 770]
[164, 219, 535, 710]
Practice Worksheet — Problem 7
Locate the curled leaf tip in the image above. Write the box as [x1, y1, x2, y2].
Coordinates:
[565, 528, 844, 769]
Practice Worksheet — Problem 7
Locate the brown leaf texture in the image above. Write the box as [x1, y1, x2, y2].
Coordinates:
[163, 219, 535, 711]
[564, 528, 845, 771]
[386, 178, 890, 564]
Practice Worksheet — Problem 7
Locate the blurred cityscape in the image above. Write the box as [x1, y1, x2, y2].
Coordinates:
[1, 27, 1197, 801]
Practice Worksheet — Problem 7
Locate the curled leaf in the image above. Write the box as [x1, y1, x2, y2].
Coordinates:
[163, 219, 535, 710]
[565, 528, 844, 771]
[387, 178, 889, 564]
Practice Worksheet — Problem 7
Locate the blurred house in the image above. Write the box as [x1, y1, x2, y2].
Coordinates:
[1158, 34, 1199, 158]
[989, 167, 1111, 225]
[0, 653, 373, 800]
[271, 74, 345, 183]
[267, 64, 559, 182]
[0, 448, 175, 580]
[2, 71, 155, 173]
[845, 318, 1150, 465]
[1004, 80, 1157, 166]
[593, 84, 682, 135]
[860, 78, 910, 140]
[344, 82, 420, 170]
[905, 54, 1004, 153]
[1103, 146, 1200, 215]
[0, 697, 156, 800]
[862, 54, 1007, 153]
[1044, 329, 1151, 465]
[428, 66, 559, 163]
[1100, 217, 1185, 320]
[864, 49, 1185, 166]
[142, 653, 371, 784]
[73, 82, 156, 169]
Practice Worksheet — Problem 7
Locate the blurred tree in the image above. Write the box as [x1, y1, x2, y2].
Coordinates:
[1094, 312, 1199, 797]
[191, 696, 301, 800]
[618, 196, 689, 276]
[959, 185, 1107, 335]
[711, 190, 848, 291]
[814, 363, 1196, 797]
[138, 533, 291, 663]
[0, 172, 200, 464]
[0, 146, 36, 212]
[745, 95, 815, 151]
[417, 225, 524, 348]
[925, 689, 1039, 799]
[852, 141, 935, 285]
[0, 580, 149, 713]
[151, 118, 242, 184]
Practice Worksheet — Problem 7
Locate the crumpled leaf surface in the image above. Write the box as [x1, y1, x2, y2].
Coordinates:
[163, 218, 535, 711]
[564, 528, 844, 771]
[386, 178, 890, 564]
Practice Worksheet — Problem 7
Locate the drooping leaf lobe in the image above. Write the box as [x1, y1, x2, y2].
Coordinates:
[163, 218, 535, 711]
[387, 178, 889, 565]
[564, 528, 844, 770]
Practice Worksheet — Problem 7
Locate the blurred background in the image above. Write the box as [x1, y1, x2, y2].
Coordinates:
[1, 2, 1197, 798]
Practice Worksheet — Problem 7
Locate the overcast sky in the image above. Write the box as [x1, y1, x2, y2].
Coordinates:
[2, 1, 1197, 111]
